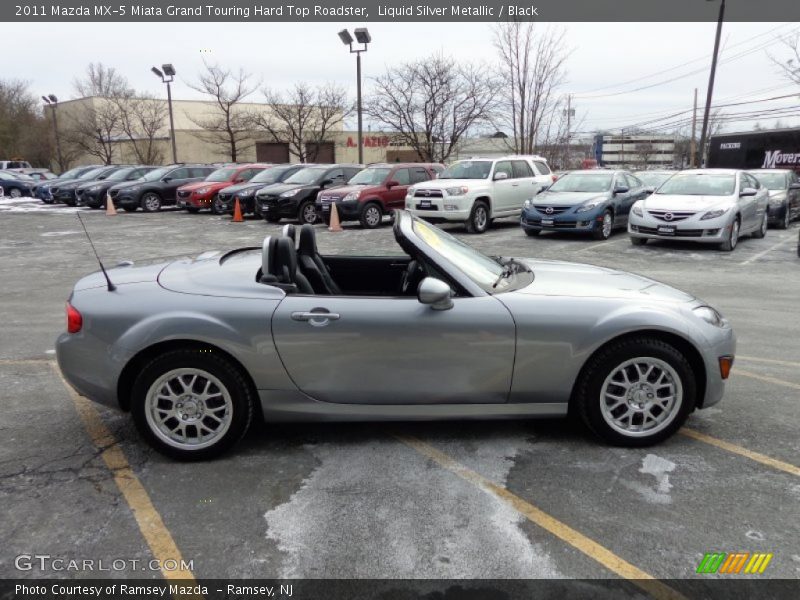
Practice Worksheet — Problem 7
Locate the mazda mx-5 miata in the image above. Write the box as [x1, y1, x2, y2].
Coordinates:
[57, 212, 735, 459]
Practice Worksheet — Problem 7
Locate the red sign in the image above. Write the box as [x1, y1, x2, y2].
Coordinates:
[347, 136, 390, 148]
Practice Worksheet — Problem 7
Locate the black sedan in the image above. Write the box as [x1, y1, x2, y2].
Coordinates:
[109, 165, 215, 212]
[214, 164, 308, 215]
[255, 164, 363, 224]
[749, 169, 800, 230]
[0, 171, 36, 198]
[33, 165, 102, 203]
[75, 166, 158, 208]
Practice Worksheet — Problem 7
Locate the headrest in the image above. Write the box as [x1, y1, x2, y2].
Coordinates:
[274, 237, 297, 282]
[282, 224, 296, 243]
[298, 224, 317, 256]
[260, 236, 277, 283]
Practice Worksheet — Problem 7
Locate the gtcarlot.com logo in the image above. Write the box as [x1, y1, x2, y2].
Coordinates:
[15, 554, 193, 572]
[697, 552, 773, 574]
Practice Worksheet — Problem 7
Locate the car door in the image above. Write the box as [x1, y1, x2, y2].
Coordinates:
[271, 293, 516, 405]
[747, 173, 769, 229]
[737, 172, 757, 231]
[385, 167, 411, 209]
[161, 167, 193, 201]
[531, 159, 553, 193]
[790, 172, 800, 219]
[491, 160, 517, 212]
[512, 160, 538, 207]
[616, 173, 643, 225]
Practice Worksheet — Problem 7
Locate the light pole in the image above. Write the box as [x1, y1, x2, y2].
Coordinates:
[338, 28, 371, 164]
[698, 0, 726, 168]
[42, 94, 64, 172]
[151, 64, 178, 163]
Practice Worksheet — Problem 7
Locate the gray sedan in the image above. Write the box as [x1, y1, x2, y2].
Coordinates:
[57, 211, 736, 459]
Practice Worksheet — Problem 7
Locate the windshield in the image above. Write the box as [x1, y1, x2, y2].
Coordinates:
[635, 172, 672, 188]
[751, 172, 787, 190]
[439, 160, 492, 180]
[58, 167, 86, 179]
[285, 167, 326, 185]
[0, 171, 20, 181]
[249, 166, 288, 183]
[348, 167, 391, 185]
[141, 167, 170, 182]
[105, 167, 138, 181]
[205, 167, 237, 182]
[549, 173, 614, 193]
[657, 173, 735, 196]
[411, 218, 521, 293]
[79, 167, 110, 180]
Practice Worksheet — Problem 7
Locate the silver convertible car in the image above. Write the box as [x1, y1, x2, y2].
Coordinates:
[57, 211, 736, 459]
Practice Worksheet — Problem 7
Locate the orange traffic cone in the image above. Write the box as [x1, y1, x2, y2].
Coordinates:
[232, 198, 244, 222]
[105, 193, 117, 216]
[328, 202, 343, 232]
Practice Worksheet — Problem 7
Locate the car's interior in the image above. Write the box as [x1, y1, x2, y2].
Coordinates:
[258, 223, 434, 297]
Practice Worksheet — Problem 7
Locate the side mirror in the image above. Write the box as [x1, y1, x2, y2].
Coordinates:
[386, 179, 400, 189]
[643, 186, 655, 194]
[162, 177, 172, 183]
[789, 182, 800, 190]
[613, 186, 629, 195]
[417, 277, 453, 311]
[321, 178, 333, 187]
[494, 172, 509, 181]
[739, 187, 757, 197]
[234, 177, 245, 183]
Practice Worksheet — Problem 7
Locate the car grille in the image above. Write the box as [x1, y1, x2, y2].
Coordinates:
[258, 194, 279, 205]
[646, 209, 696, 222]
[318, 194, 340, 204]
[414, 189, 443, 198]
[218, 192, 231, 201]
[109, 190, 119, 198]
[533, 205, 571, 215]
[524, 218, 580, 228]
[177, 190, 191, 198]
[635, 226, 704, 237]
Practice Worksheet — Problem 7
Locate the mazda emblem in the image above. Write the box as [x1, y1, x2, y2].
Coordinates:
[664, 212, 674, 221]
[545, 207, 554, 214]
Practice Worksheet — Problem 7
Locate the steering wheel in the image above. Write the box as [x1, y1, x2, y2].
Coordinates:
[400, 260, 424, 295]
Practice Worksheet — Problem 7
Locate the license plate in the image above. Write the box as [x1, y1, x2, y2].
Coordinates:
[657, 225, 676, 235]
[419, 200, 431, 208]
[322, 204, 330, 212]
[541, 218, 554, 226]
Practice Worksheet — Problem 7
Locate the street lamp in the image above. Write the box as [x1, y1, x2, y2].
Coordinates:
[338, 28, 371, 164]
[697, 0, 726, 168]
[151, 63, 178, 163]
[42, 94, 64, 172]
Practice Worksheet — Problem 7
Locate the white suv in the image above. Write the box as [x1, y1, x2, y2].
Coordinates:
[406, 155, 552, 233]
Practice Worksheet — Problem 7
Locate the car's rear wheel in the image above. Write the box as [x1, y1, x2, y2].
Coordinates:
[630, 236, 647, 246]
[752, 211, 768, 239]
[574, 337, 696, 446]
[524, 229, 540, 237]
[131, 349, 254, 460]
[719, 217, 740, 251]
[141, 192, 162, 213]
[360, 202, 383, 229]
[592, 210, 613, 240]
[298, 200, 317, 225]
[9, 188, 22, 198]
[466, 200, 490, 234]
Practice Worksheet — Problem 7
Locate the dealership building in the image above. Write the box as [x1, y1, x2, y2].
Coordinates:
[592, 134, 678, 168]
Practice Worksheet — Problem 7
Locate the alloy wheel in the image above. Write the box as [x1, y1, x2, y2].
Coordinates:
[301, 203, 317, 224]
[474, 205, 487, 231]
[730, 219, 739, 249]
[365, 206, 381, 227]
[602, 212, 612, 238]
[9, 188, 22, 198]
[143, 193, 161, 212]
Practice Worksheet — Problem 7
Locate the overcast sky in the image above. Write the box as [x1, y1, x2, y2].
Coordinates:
[7, 21, 799, 136]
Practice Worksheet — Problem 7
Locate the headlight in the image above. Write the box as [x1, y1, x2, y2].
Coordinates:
[88, 185, 102, 192]
[195, 187, 210, 195]
[575, 202, 600, 213]
[343, 192, 359, 202]
[238, 189, 253, 197]
[632, 203, 643, 217]
[125, 186, 140, 192]
[700, 208, 728, 220]
[280, 189, 301, 198]
[406, 188, 415, 197]
[693, 305, 726, 327]
[523, 198, 532, 209]
[445, 186, 468, 196]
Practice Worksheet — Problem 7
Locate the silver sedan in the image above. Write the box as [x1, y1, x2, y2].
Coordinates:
[628, 169, 770, 251]
[57, 211, 736, 459]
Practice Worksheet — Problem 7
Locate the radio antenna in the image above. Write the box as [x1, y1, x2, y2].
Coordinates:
[76, 212, 116, 291]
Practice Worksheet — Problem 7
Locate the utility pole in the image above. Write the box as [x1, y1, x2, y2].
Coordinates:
[563, 94, 574, 168]
[698, 0, 726, 169]
[690, 88, 698, 168]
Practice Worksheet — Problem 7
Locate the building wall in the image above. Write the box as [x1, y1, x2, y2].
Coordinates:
[594, 134, 677, 168]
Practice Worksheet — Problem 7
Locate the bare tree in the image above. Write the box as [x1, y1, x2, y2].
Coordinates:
[536, 96, 587, 169]
[634, 142, 656, 168]
[493, 22, 569, 154]
[62, 98, 120, 164]
[255, 82, 350, 162]
[187, 62, 258, 162]
[366, 54, 496, 163]
[769, 32, 800, 87]
[73, 62, 132, 98]
[113, 93, 168, 164]
[0, 79, 55, 168]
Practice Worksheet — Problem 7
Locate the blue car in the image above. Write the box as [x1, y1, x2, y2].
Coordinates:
[520, 170, 649, 240]
[0, 171, 35, 198]
[33, 165, 101, 203]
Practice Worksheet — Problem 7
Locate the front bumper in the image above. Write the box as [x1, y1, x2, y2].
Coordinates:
[257, 196, 298, 218]
[405, 196, 471, 221]
[767, 202, 787, 223]
[54, 190, 78, 204]
[520, 206, 601, 233]
[176, 192, 213, 209]
[316, 197, 361, 220]
[113, 191, 141, 207]
[697, 324, 737, 409]
[628, 211, 731, 243]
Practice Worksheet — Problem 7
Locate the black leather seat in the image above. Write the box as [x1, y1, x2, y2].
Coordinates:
[282, 224, 296, 244]
[297, 224, 341, 295]
[272, 237, 314, 294]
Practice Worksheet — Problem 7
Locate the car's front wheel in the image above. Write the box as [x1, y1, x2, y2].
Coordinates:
[210, 195, 227, 215]
[574, 337, 696, 446]
[141, 192, 162, 212]
[466, 200, 490, 234]
[360, 202, 383, 229]
[592, 209, 613, 240]
[131, 349, 254, 460]
[719, 217, 740, 251]
[9, 187, 22, 198]
[298, 200, 317, 225]
[778, 205, 790, 230]
[752, 211, 768, 239]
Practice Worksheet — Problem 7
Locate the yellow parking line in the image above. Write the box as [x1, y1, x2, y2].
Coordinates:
[50, 363, 196, 582]
[736, 355, 800, 368]
[680, 428, 800, 477]
[734, 368, 800, 391]
[398, 434, 685, 600]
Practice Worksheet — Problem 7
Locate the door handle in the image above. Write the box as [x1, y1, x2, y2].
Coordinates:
[291, 311, 341, 322]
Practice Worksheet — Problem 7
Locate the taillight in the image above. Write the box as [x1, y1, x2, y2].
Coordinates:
[66, 303, 82, 333]
[551, 174, 558, 182]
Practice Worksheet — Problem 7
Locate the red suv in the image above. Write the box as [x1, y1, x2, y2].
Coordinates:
[177, 164, 270, 212]
[316, 163, 442, 228]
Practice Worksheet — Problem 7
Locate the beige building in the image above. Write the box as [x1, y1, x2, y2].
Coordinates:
[56, 96, 417, 167]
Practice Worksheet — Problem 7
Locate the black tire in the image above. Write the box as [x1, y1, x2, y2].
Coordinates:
[360, 202, 383, 229]
[524, 229, 540, 237]
[131, 349, 254, 461]
[592, 209, 613, 240]
[265, 214, 281, 223]
[122, 206, 138, 213]
[297, 200, 317, 225]
[465, 200, 490, 234]
[141, 192, 162, 213]
[574, 337, 697, 447]
[751, 211, 768, 239]
[777, 205, 790, 230]
[630, 237, 648, 246]
[211, 195, 227, 215]
[9, 187, 22, 198]
[719, 217, 740, 252]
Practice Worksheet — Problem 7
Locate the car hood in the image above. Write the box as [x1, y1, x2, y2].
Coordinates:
[220, 182, 268, 195]
[320, 184, 376, 198]
[533, 191, 609, 206]
[179, 181, 230, 192]
[76, 179, 112, 190]
[257, 182, 309, 196]
[513, 259, 695, 303]
[767, 190, 786, 199]
[109, 180, 146, 191]
[643, 194, 733, 211]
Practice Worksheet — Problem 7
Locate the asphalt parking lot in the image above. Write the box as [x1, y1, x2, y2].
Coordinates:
[1, 199, 799, 590]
